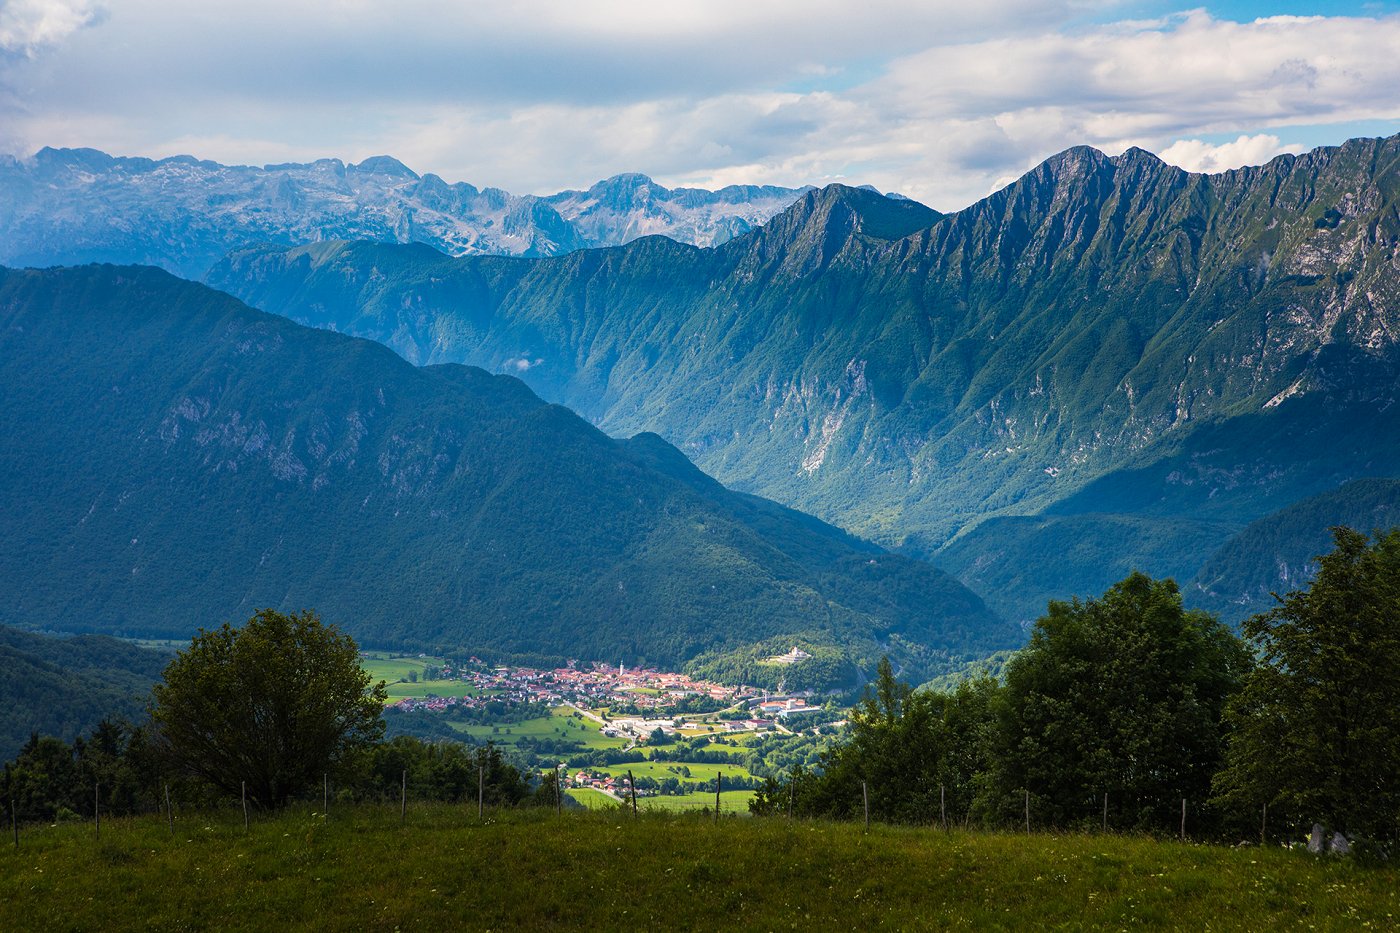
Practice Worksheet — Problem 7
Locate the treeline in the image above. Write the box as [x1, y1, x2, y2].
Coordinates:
[753, 529, 1400, 849]
[2, 609, 567, 823]
[2, 722, 557, 824]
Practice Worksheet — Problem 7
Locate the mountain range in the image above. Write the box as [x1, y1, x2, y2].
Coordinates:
[202, 134, 1400, 623]
[0, 264, 1011, 683]
[0, 148, 810, 279]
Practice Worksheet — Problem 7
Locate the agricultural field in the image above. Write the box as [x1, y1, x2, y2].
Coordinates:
[641, 790, 754, 814]
[566, 788, 623, 810]
[595, 760, 744, 785]
[449, 707, 626, 751]
[360, 654, 479, 703]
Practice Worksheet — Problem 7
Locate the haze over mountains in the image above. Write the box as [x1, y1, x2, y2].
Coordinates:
[204, 135, 1400, 623]
[0, 265, 1009, 680]
[0, 148, 811, 279]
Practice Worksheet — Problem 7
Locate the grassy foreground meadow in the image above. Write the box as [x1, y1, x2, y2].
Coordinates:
[2, 806, 1397, 931]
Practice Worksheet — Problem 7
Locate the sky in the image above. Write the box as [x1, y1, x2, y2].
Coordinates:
[2, 1, 1400, 209]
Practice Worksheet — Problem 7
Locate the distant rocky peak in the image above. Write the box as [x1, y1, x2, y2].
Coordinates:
[351, 155, 420, 179]
[771, 183, 940, 243]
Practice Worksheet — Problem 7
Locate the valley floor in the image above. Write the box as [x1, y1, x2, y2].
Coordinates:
[2, 805, 1395, 930]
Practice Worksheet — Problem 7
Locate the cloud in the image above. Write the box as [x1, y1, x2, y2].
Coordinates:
[1157, 134, 1306, 174]
[3, 6, 1400, 209]
[0, 0, 101, 56]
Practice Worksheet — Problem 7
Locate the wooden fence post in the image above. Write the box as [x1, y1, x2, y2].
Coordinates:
[324, 774, 329, 816]
[862, 780, 869, 833]
[1180, 798, 1186, 842]
[1103, 792, 1108, 834]
[556, 765, 563, 815]
[478, 764, 484, 820]
[400, 769, 407, 825]
[10, 794, 16, 848]
[715, 773, 722, 823]
[165, 782, 173, 836]
[788, 773, 795, 819]
[1261, 802, 1267, 845]
[940, 784, 946, 831]
[1024, 789, 1030, 835]
[628, 770, 638, 817]
[94, 781, 100, 841]
[242, 781, 249, 832]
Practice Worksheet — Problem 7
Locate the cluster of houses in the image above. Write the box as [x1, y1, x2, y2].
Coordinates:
[392, 695, 469, 713]
[570, 771, 653, 798]
[385, 657, 761, 712]
[752, 696, 816, 718]
[382, 657, 823, 739]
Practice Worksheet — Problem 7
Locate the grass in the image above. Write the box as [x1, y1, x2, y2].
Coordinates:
[639, 790, 755, 814]
[566, 788, 622, 810]
[595, 759, 752, 784]
[360, 653, 440, 682]
[449, 708, 626, 751]
[382, 680, 478, 702]
[360, 655, 479, 704]
[3, 805, 1396, 931]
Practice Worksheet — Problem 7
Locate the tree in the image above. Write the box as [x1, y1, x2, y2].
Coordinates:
[986, 573, 1248, 833]
[780, 658, 1000, 825]
[1215, 527, 1400, 840]
[150, 609, 387, 808]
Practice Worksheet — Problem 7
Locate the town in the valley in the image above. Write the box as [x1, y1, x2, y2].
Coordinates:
[366, 647, 839, 812]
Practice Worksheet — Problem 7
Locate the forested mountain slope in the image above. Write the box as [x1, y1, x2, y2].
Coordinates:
[0, 625, 168, 760]
[0, 265, 1010, 676]
[208, 136, 1400, 621]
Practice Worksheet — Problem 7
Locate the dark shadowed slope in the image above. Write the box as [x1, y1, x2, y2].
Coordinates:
[0, 265, 1011, 679]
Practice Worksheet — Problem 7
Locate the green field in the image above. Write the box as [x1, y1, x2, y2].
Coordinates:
[449, 707, 626, 751]
[360, 654, 479, 704]
[566, 787, 623, 810]
[595, 759, 750, 784]
[4, 805, 1396, 930]
[360, 653, 439, 681]
[640, 789, 754, 814]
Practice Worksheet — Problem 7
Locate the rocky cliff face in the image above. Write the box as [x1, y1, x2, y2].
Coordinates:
[0, 149, 811, 279]
[208, 135, 1400, 621]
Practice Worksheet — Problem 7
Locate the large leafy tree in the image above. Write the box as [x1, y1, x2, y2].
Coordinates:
[1214, 527, 1400, 840]
[784, 658, 1000, 824]
[151, 609, 387, 808]
[986, 573, 1249, 832]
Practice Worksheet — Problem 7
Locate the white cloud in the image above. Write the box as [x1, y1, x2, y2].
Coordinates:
[1157, 134, 1306, 174]
[0, 0, 100, 56]
[2, 6, 1400, 209]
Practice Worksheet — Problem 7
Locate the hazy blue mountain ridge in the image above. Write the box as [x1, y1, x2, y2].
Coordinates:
[0, 148, 813, 279]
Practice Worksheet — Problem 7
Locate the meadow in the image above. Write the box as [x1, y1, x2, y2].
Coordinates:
[447, 707, 627, 750]
[2, 805, 1396, 930]
[360, 654, 479, 703]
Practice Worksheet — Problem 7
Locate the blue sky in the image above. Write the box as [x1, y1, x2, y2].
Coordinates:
[2, 1, 1399, 208]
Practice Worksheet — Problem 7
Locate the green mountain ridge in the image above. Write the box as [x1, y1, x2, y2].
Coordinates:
[1189, 478, 1400, 620]
[0, 264, 1012, 679]
[206, 135, 1400, 621]
[0, 624, 169, 760]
